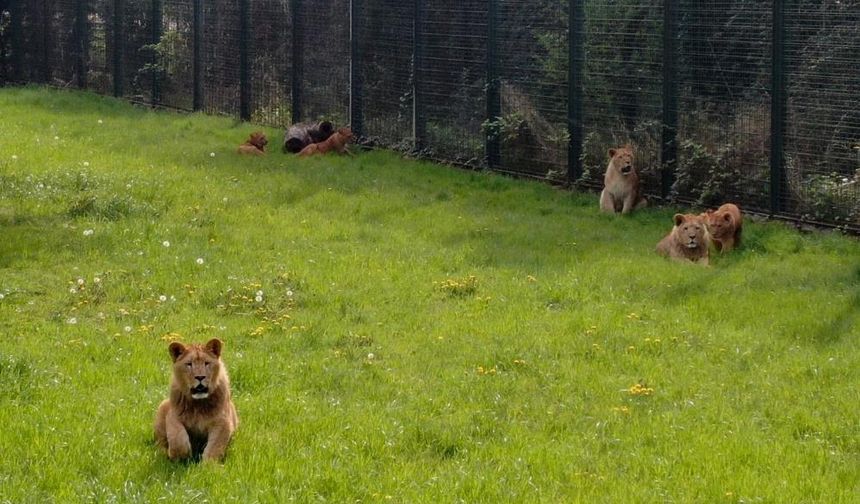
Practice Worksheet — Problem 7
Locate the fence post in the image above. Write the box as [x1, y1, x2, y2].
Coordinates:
[290, 0, 302, 123]
[75, 0, 89, 89]
[486, 0, 501, 169]
[660, 0, 678, 200]
[349, 0, 363, 137]
[412, 0, 426, 152]
[42, 0, 51, 83]
[192, 0, 202, 110]
[112, 0, 123, 97]
[770, 0, 786, 214]
[238, 0, 250, 121]
[151, 0, 162, 104]
[9, 0, 22, 82]
[567, 0, 584, 184]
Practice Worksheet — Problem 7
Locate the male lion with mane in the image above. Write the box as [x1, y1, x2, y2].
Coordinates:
[154, 338, 238, 462]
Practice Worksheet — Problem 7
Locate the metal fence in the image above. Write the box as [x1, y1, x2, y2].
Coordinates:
[1, 0, 859, 230]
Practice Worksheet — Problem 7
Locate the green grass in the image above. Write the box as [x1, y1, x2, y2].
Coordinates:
[1, 86, 858, 503]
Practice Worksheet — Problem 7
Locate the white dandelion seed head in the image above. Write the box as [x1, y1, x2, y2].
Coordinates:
[255, 295, 263, 303]
[54, 136, 60, 140]
[124, 326, 132, 333]
[286, 290, 293, 297]
[162, 240, 170, 248]
[83, 229, 94, 236]
[367, 353, 375, 360]
[11, 155, 18, 160]
[159, 295, 167, 302]
[196, 257, 204, 265]
[222, 197, 228, 203]
[67, 317, 77, 325]
[210, 152, 216, 158]
[70, 287, 77, 294]
[77, 278, 85, 285]
[83, 162, 90, 167]
[256, 290, 263, 297]
[98, 119, 104, 124]
[93, 277, 101, 284]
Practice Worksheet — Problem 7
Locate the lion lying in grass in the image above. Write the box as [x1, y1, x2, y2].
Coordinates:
[154, 338, 238, 462]
[656, 213, 710, 266]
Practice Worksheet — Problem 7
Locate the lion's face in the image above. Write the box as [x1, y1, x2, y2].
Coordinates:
[169, 339, 224, 400]
[608, 146, 635, 176]
[337, 127, 354, 142]
[704, 210, 733, 238]
[249, 132, 268, 150]
[673, 213, 707, 249]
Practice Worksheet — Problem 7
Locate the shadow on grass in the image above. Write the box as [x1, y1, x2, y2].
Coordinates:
[146, 433, 237, 475]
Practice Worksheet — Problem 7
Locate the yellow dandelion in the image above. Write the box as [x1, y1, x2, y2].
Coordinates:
[160, 332, 181, 342]
[628, 382, 654, 396]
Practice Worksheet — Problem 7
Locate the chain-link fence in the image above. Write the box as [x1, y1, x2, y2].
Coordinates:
[2, 0, 859, 230]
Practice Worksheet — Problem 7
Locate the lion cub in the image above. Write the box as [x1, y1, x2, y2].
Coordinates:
[703, 203, 743, 252]
[237, 131, 268, 156]
[298, 127, 353, 157]
[599, 145, 646, 214]
[154, 338, 238, 462]
[656, 213, 710, 265]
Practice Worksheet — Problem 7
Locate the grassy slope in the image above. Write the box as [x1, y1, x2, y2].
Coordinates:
[0, 86, 858, 502]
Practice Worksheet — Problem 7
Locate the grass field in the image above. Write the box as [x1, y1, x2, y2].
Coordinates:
[1, 86, 858, 503]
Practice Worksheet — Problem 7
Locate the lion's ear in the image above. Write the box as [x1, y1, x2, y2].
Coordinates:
[608, 148, 617, 158]
[723, 213, 732, 222]
[205, 338, 223, 358]
[169, 342, 187, 362]
[673, 213, 685, 226]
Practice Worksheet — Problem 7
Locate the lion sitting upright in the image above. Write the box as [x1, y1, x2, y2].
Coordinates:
[599, 145, 646, 214]
[703, 203, 743, 252]
[656, 213, 710, 265]
[154, 338, 238, 462]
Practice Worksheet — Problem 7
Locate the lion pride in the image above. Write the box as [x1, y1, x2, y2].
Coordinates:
[599, 145, 646, 214]
[656, 213, 710, 265]
[154, 338, 238, 462]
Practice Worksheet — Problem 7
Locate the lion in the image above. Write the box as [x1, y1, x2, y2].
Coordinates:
[703, 203, 743, 252]
[656, 213, 710, 265]
[599, 145, 646, 214]
[154, 338, 238, 462]
[237, 131, 268, 156]
[283, 120, 335, 153]
[298, 127, 354, 157]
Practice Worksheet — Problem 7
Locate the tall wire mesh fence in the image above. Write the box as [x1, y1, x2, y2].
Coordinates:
[2, 0, 859, 231]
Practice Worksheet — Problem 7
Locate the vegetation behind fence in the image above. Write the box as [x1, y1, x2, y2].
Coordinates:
[1, 0, 858, 230]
